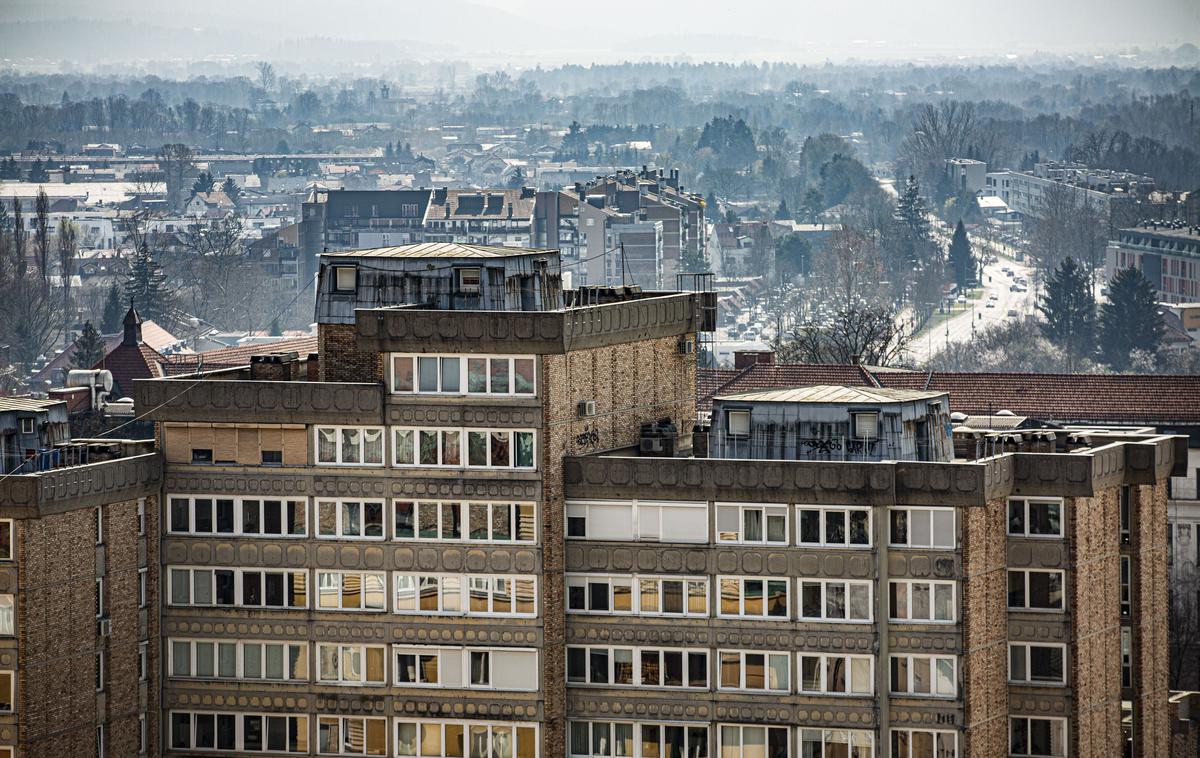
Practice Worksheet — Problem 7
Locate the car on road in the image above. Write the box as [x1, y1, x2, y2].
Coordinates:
[1007, 309, 1018, 318]
[985, 301, 995, 308]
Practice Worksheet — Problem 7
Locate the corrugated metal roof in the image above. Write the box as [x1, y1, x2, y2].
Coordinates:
[323, 243, 556, 259]
[714, 384, 947, 404]
[0, 396, 66, 412]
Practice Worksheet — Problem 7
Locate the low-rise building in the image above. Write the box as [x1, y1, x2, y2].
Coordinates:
[1106, 223, 1200, 303]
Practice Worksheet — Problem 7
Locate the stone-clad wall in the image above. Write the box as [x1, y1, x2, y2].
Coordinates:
[1133, 482, 1170, 757]
[962, 496, 1008, 757]
[1070, 489, 1121, 757]
[540, 333, 697, 758]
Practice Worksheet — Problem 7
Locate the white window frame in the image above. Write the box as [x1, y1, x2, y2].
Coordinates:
[797, 653, 875, 696]
[167, 495, 308, 538]
[716, 649, 789, 692]
[137, 499, 146, 537]
[389, 353, 537, 397]
[95, 650, 105, 691]
[168, 638, 308, 682]
[317, 714, 389, 756]
[139, 641, 148, 681]
[396, 719, 540, 758]
[139, 568, 148, 608]
[392, 427, 537, 470]
[888, 507, 957, 549]
[96, 577, 104, 618]
[799, 729, 874, 758]
[393, 573, 538, 617]
[314, 426, 386, 467]
[795, 505, 872, 549]
[891, 728, 958, 758]
[333, 265, 357, 292]
[169, 711, 309, 753]
[566, 720, 703, 758]
[716, 724, 790, 758]
[717, 576, 790, 619]
[394, 645, 540, 691]
[799, 579, 874, 623]
[0, 595, 12, 636]
[716, 503, 788, 545]
[316, 499, 387, 540]
[889, 653, 957, 697]
[316, 571, 388, 612]
[1007, 497, 1065, 538]
[1009, 716, 1068, 757]
[1008, 642, 1067, 686]
[316, 643, 388, 686]
[95, 505, 104, 545]
[565, 499, 708, 543]
[391, 500, 535, 543]
[1007, 569, 1065, 612]
[889, 579, 957, 623]
[167, 566, 308, 609]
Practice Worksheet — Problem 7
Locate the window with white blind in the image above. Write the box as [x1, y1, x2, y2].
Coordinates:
[567, 646, 706, 689]
[798, 654, 874, 695]
[396, 719, 539, 758]
[889, 507, 956, 549]
[717, 650, 789, 692]
[393, 573, 537, 617]
[169, 639, 307, 682]
[890, 654, 956, 697]
[394, 646, 538, 691]
[315, 427, 385, 466]
[565, 500, 707, 543]
[889, 580, 956, 623]
[567, 721, 706, 758]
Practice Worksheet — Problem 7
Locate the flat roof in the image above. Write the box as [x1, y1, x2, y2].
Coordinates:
[1120, 226, 1200, 240]
[714, 384, 947, 405]
[323, 243, 558, 259]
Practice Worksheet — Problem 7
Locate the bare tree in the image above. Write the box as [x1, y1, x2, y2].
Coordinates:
[256, 61, 277, 92]
[173, 215, 266, 330]
[779, 306, 910, 366]
[11, 197, 26, 280]
[1171, 579, 1200, 690]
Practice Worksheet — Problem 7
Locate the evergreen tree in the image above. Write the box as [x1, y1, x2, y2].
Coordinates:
[678, 246, 708, 275]
[221, 177, 241, 206]
[774, 198, 790, 220]
[27, 159, 49, 183]
[1038, 257, 1096, 370]
[100, 281, 124, 333]
[947, 221, 973, 288]
[704, 192, 719, 220]
[269, 316, 282, 337]
[801, 187, 824, 224]
[124, 245, 173, 327]
[191, 170, 215, 195]
[70, 321, 106, 368]
[385, 142, 395, 159]
[1100, 267, 1164, 370]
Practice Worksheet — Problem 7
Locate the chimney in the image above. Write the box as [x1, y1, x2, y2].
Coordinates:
[306, 352, 320, 382]
[250, 352, 300, 381]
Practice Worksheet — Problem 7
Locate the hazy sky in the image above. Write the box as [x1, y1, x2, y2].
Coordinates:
[3, 0, 1199, 66]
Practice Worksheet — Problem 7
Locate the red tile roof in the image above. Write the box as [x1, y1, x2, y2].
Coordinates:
[698, 363, 1200, 425]
[94, 343, 165, 398]
[162, 336, 319, 376]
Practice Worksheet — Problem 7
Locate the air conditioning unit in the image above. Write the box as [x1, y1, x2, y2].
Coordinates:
[98, 618, 111, 637]
[578, 400, 597, 418]
[639, 436, 665, 454]
[678, 338, 695, 354]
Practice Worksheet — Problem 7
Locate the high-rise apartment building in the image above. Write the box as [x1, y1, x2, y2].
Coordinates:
[0, 398, 161, 757]
[115, 243, 1180, 758]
